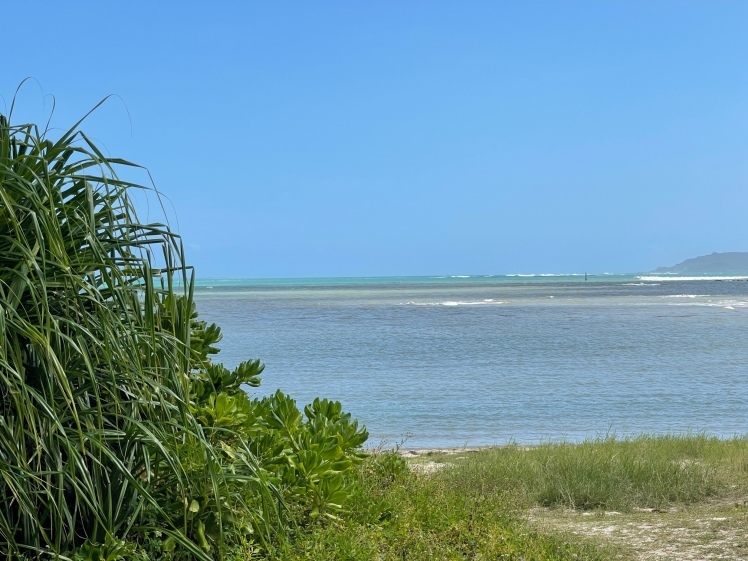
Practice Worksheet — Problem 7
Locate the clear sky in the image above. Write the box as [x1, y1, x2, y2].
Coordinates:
[3, 2, 747, 278]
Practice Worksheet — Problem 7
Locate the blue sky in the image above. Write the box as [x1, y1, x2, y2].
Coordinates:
[3, 2, 747, 277]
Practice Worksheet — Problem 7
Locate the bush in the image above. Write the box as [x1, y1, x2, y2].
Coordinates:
[0, 100, 369, 560]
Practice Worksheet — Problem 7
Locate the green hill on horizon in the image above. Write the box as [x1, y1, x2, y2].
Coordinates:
[654, 252, 748, 274]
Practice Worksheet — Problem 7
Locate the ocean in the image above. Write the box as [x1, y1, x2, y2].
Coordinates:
[193, 274, 748, 449]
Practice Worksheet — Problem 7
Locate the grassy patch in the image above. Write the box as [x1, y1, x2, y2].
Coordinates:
[429, 434, 748, 512]
[283, 435, 748, 560]
[284, 453, 613, 560]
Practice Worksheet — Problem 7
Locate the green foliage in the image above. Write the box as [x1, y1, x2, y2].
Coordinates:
[72, 535, 135, 561]
[435, 434, 748, 512]
[0, 97, 370, 560]
[285, 436, 748, 560]
[259, 393, 369, 520]
[285, 454, 610, 560]
[184, 303, 370, 527]
[0, 101, 223, 559]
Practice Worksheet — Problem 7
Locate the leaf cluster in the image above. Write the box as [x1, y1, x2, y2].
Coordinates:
[186, 308, 370, 525]
[0, 99, 369, 561]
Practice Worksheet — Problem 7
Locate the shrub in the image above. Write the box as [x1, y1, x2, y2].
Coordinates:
[0, 99, 369, 560]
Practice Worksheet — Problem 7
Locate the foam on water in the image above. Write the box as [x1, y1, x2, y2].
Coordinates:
[507, 273, 584, 277]
[705, 300, 748, 309]
[638, 276, 748, 282]
[659, 296, 748, 310]
[402, 299, 506, 306]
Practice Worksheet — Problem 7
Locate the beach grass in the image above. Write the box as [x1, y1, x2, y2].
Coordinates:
[425, 434, 748, 512]
[285, 452, 613, 560]
[284, 434, 748, 560]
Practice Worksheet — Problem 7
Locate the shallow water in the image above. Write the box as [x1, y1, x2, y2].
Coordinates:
[194, 274, 748, 448]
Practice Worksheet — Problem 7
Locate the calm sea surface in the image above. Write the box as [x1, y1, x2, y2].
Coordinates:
[193, 274, 748, 448]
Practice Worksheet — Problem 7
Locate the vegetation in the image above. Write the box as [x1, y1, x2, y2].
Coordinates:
[427, 434, 748, 512]
[295, 435, 746, 560]
[0, 100, 367, 559]
[2, 99, 745, 560]
[441, 434, 747, 560]
[286, 451, 613, 560]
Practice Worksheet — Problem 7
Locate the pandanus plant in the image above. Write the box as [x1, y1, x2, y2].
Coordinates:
[0, 98, 275, 559]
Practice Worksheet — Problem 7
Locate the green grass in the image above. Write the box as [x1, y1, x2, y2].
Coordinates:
[431, 434, 748, 512]
[280, 435, 748, 560]
[283, 453, 612, 560]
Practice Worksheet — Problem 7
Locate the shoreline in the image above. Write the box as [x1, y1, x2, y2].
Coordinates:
[388, 433, 748, 458]
[396, 446, 487, 457]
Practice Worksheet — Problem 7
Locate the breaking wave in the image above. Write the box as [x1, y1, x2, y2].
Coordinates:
[401, 299, 506, 307]
[637, 276, 748, 282]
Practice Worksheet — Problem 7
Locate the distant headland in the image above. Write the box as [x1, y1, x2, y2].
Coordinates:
[654, 252, 748, 274]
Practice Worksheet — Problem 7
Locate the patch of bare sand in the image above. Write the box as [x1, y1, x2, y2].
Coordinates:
[528, 501, 748, 560]
[408, 461, 449, 474]
[397, 446, 485, 457]
[398, 447, 482, 474]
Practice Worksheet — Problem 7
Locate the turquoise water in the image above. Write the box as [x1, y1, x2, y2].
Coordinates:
[193, 274, 748, 448]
